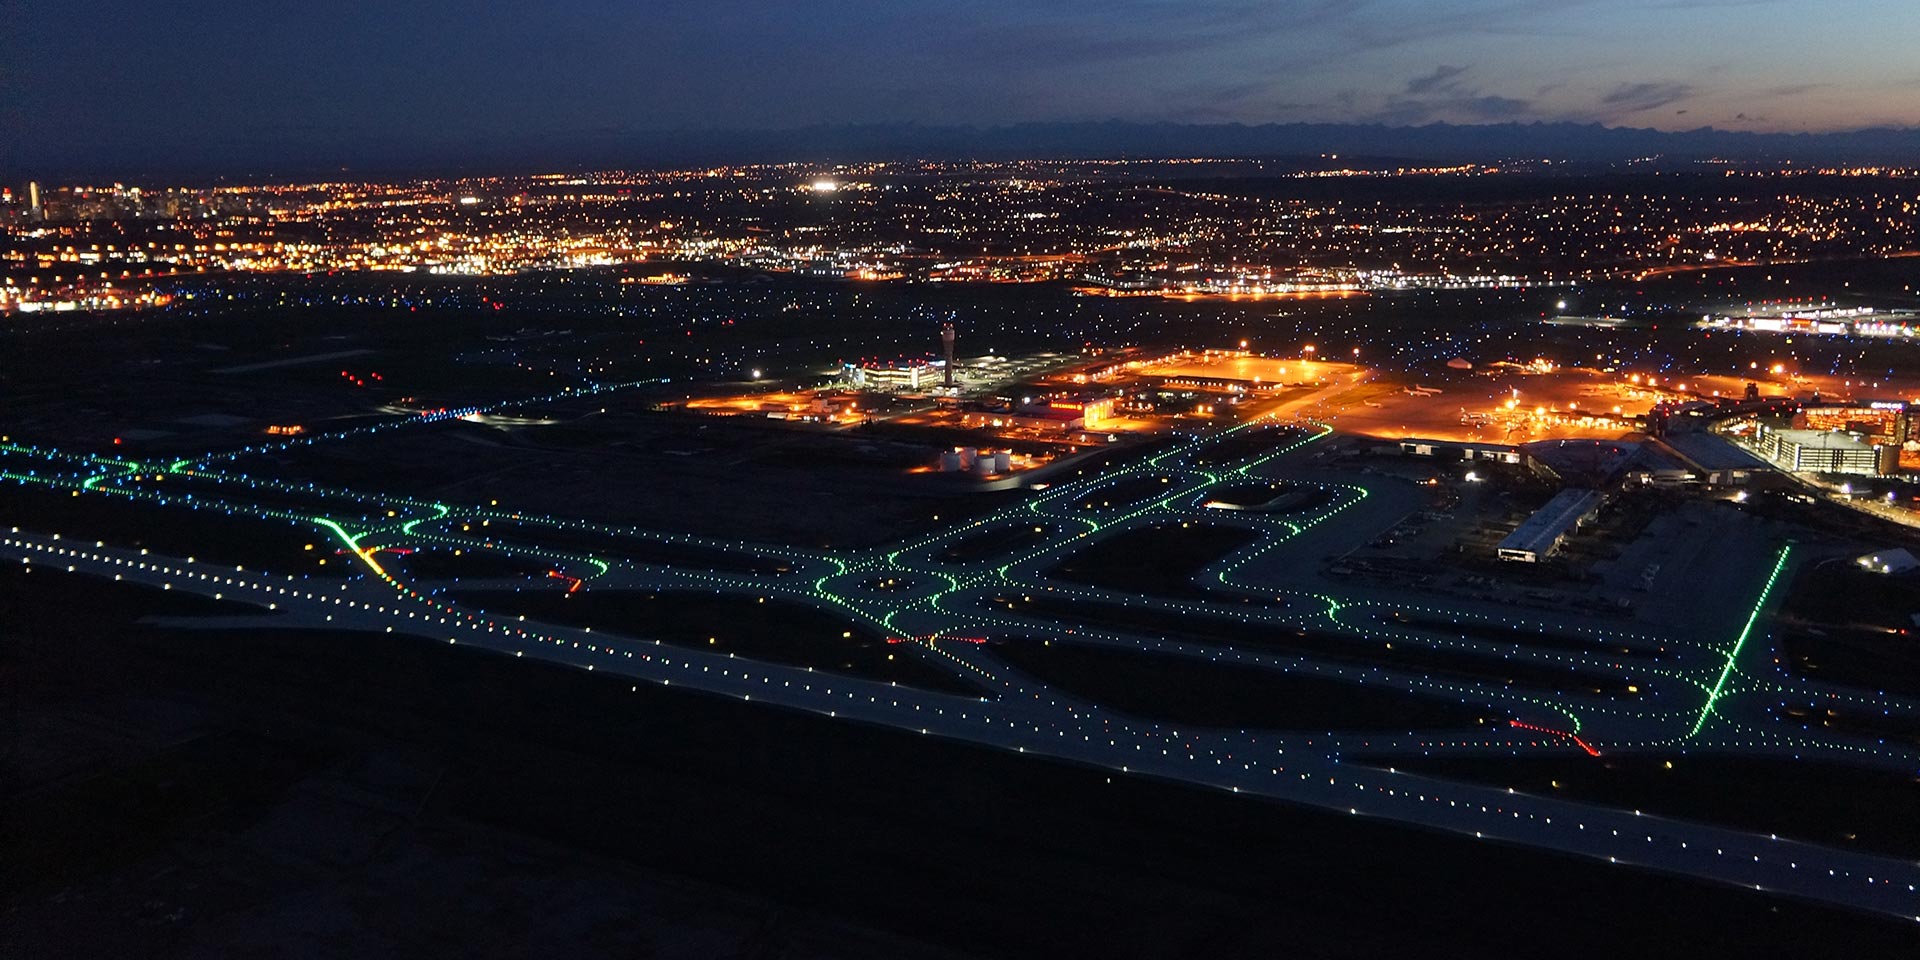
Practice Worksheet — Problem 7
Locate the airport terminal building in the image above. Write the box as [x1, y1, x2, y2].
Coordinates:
[1496, 488, 1606, 562]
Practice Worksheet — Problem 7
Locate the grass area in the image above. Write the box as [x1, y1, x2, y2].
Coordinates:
[1203, 481, 1330, 514]
[1049, 522, 1258, 596]
[220, 425, 508, 491]
[1782, 561, 1920, 633]
[1204, 481, 1289, 507]
[1782, 628, 1920, 699]
[990, 639, 1502, 730]
[446, 586, 980, 696]
[1052, 436, 1188, 479]
[1071, 473, 1182, 511]
[1187, 425, 1306, 468]
[936, 521, 1057, 564]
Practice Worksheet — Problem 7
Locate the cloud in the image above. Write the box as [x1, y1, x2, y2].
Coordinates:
[1463, 95, 1533, 119]
[1406, 64, 1470, 95]
[1162, 79, 1309, 122]
[1364, 62, 1531, 124]
[1600, 81, 1694, 113]
[1370, 93, 1532, 125]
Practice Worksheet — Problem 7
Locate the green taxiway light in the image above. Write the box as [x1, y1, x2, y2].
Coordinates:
[313, 516, 391, 578]
[1688, 542, 1792, 739]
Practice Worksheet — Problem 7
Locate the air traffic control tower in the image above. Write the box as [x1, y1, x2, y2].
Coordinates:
[941, 322, 956, 387]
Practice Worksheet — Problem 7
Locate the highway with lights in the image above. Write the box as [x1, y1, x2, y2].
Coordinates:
[5, 391, 1920, 921]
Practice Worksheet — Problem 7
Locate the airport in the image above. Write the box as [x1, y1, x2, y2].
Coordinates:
[7, 324, 1920, 922]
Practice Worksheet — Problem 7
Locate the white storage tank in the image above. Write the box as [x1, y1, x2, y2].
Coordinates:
[992, 451, 1011, 472]
[940, 450, 963, 472]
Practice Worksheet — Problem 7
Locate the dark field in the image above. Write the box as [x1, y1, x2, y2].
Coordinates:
[1782, 562, 1920, 634]
[1783, 628, 1920, 699]
[936, 521, 1058, 564]
[1262, 487, 1333, 514]
[1203, 480, 1296, 508]
[217, 408, 1038, 551]
[1205, 478, 1328, 510]
[1071, 473, 1184, 511]
[1049, 522, 1258, 596]
[990, 639, 1502, 731]
[1186, 425, 1307, 468]
[1051, 435, 1189, 479]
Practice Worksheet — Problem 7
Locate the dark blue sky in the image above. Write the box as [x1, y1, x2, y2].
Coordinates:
[7, 0, 1917, 173]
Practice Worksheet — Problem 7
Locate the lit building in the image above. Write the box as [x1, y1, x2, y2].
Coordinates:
[1047, 397, 1114, 429]
[1496, 488, 1606, 562]
[1795, 403, 1919, 472]
[858, 361, 940, 391]
[1753, 427, 1895, 476]
[1399, 439, 1526, 465]
[1702, 306, 1920, 339]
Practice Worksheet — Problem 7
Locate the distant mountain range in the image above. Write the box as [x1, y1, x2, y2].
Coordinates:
[609, 120, 1920, 167]
[19, 120, 1920, 182]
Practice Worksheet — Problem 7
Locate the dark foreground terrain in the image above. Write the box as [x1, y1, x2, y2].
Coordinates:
[4, 565, 1915, 959]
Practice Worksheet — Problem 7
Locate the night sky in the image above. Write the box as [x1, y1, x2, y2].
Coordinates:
[7, 0, 1919, 172]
